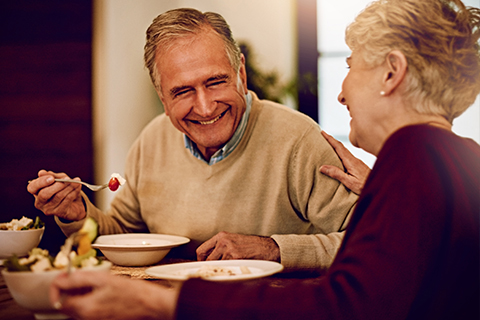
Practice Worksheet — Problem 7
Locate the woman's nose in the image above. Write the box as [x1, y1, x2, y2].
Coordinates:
[338, 92, 346, 105]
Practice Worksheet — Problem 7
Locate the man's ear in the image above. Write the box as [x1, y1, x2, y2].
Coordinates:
[238, 53, 248, 94]
[382, 50, 408, 95]
[156, 90, 169, 116]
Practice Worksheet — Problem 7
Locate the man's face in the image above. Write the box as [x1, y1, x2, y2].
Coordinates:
[156, 29, 248, 160]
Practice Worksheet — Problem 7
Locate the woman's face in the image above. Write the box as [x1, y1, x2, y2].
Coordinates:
[337, 51, 387, 154]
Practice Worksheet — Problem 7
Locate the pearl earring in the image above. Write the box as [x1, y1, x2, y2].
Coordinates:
[380, 91, 386, 96]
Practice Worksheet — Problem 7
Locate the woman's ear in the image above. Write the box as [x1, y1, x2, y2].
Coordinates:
[382, 50, 407, 95]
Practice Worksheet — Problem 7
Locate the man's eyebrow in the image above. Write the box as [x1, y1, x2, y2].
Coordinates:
[206, 74, 229, 83]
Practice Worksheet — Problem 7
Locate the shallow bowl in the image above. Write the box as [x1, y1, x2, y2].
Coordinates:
[0, 227, 45, 260]
[2, 261, 112, 320]
[92, 233, 190, 267]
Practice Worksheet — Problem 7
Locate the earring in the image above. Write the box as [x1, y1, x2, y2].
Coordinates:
[380, 91, 385, 96]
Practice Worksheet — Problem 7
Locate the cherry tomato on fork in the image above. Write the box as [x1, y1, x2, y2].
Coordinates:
[108, 177, 120, 191]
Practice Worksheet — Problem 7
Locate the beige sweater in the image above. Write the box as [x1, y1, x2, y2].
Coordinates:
[59, 93, 357, 270]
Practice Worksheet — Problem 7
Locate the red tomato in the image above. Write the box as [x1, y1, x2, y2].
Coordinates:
[108, 177, 120, 191]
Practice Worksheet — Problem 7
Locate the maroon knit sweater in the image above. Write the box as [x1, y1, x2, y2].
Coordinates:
[177, 125, 480, 320]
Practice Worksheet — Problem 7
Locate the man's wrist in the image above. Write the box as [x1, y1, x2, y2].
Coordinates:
[58, 217, 73, 223]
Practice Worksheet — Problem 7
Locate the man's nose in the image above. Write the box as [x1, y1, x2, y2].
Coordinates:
[194, 89, 215, 117]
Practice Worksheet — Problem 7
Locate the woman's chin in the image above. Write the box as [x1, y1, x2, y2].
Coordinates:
[348, 132, 358, 148]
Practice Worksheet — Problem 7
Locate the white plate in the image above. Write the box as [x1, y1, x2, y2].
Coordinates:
[145, 260, 284, 281]
[92, 233, 190, 251]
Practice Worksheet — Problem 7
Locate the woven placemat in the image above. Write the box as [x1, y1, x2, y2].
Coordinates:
[107, 258, 192, 281]
[110, 264, 155, 279]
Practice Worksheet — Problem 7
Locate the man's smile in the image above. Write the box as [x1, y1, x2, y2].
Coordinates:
[191, 110, 227, 125]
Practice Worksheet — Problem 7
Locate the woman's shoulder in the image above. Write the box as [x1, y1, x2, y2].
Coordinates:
[386, 124, 479, 152]
[377, 124, 480, 176]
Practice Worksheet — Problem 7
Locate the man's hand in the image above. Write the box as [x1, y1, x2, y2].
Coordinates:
[319, 131, 371, 195]
[196, 231, 280, 262]
[27, 169, 86, 221]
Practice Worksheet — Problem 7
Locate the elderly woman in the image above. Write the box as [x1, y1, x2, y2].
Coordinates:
[50, 0, 480, 319]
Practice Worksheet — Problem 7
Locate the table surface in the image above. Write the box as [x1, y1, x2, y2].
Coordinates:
[0, 259, 322, 320]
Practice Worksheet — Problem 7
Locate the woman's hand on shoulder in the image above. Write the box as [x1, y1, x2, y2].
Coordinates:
[320, 131, 371, 195]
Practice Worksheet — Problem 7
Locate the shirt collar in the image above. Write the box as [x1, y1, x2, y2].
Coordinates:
[184, 92, 252, 165]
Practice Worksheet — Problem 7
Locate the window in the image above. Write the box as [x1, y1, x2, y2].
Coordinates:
[317, 0, 480, 168]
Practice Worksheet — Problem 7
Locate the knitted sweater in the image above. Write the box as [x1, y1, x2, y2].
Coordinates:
[177, 125, 480, 319]
[58, 92, 358, 270]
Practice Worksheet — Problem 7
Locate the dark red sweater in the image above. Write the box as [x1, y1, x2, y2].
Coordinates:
[177, 125, 480, 320]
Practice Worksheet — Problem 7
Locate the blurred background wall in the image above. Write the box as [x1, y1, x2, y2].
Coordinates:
[0, 1, 94, 252]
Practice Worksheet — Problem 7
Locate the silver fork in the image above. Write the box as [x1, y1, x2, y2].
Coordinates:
[55, 179, 108, 191]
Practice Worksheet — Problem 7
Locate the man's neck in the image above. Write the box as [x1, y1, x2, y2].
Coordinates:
[198, 145, 224, 162]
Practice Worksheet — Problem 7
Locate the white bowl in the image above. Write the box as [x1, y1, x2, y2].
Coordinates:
[92, 233, 190, 267]
[0, 227, 45, 259]
[2, 261, 112, 320]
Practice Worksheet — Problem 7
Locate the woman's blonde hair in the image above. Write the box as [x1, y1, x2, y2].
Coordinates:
[144, 8, 242, 95]
[346, 0, 480, 122]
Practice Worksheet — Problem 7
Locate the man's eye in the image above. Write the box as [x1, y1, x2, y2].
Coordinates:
[208, 80, 226, 87]
[175, 89, 190, 97]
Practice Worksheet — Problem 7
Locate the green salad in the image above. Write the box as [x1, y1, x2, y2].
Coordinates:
[0, 216, 44, 231]
[3, 217, 100, 272]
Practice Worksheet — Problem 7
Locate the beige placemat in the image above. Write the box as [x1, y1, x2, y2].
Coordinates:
[110, 264, 155, 279]
[108, 258, 191, 281]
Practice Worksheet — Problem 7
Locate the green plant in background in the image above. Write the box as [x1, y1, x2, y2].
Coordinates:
[239, 41, 317, 109]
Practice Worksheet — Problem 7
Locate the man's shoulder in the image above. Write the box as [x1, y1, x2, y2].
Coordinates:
[247, 97, 326, 154]
[254, 98, 319, 130]
[131, 113, 181, 149]
[140, 113, 177, 135]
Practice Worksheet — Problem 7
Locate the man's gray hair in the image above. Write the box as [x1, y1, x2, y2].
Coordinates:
[144, 8, 242, 95]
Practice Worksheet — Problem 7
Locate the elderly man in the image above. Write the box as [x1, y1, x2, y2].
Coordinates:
[28, 8, 357, 270]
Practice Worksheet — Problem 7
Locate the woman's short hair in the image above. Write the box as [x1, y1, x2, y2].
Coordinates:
[345, 0, 480, 122]
[144, 8, 242, 95]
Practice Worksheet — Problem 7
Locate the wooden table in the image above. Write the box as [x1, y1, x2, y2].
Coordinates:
[0, 260, 322, 320]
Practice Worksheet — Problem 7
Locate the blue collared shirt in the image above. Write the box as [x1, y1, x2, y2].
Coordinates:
[184, 92, 252, 165]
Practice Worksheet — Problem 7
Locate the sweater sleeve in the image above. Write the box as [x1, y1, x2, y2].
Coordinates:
[55, 190, 142, 236]
[56, 135, 150, 236]
[272, 126, 358, 270]
[272, 231, 345, 270]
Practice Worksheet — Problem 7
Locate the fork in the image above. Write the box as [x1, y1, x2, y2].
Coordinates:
[55, 179, 108, 191]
